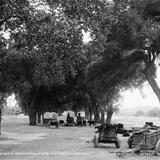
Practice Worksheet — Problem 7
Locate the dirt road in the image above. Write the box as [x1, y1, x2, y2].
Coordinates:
[0, 115, 159, 160]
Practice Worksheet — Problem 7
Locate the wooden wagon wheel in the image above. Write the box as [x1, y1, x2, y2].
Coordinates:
[93, 133, 99, 147]
[115, 140, 121, 148]
[115, 137, 121, 148]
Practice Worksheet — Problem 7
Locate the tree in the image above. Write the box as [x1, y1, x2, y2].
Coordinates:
[84, 0, 160, 123]
[0, 0, 31, 26]
[0, 93, 7, 135]
[45, 0, 148, 123]
[0, 0, 31, 130]
[1, 0, 88, 125]
[2, 0, 160, 126]
[121, 0, 160, 105]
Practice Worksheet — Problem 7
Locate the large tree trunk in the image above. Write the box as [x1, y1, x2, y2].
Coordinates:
[29, 111, 36, 125]
[146, 76, 160, 102]
[42, 114, 44, 125]
[87, 91, 100, 122]
[144, 64, 160, 103]
[24, 98, 29, 115]
[106, 111, 113, 125]
[89, 106, 93, 121]
[93, 105, 100, 122]
[28, 87, 39, 125]
[101, 110, 105, 123]
[36, 112, 41, 124]
[28, 99, 37, 125]
[106, 103, 113, 125]
[85, 109, 89, 119]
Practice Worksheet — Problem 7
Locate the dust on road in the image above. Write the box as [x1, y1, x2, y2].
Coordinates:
[0, 115, 160, 160]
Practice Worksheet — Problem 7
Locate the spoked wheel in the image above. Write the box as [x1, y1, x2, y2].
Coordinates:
[93, 133, 99, 147]
[128, 137, 133, 149]
[56, 124, 59, 128]
[44, 121, 50, 127]
[115, 140, 121, 148]
[128, 140, 132, 149]
[59, 121, 64, 126]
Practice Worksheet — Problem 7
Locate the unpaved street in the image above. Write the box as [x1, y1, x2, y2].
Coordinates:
[0, 115, 160, 160]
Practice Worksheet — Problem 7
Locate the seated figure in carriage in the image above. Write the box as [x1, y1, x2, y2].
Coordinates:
[66, 113, 75, 126]
[76, 113, 86, 126]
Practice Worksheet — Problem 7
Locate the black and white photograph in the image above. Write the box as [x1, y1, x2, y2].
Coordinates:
[1, 0, 160, 159]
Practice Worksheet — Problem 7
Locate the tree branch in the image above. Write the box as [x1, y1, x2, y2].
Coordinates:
[0, 17, 12, 27]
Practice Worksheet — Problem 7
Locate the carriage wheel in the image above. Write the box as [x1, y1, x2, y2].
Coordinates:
[128, 141, 132, 149]
[56, 123, 59, 128]
[128, 137, 133, 149]
[93, 134, 99, 147]
[115, 140, 120, 148]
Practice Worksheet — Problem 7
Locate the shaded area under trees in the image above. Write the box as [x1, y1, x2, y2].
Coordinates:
[1, 0, 160, 126]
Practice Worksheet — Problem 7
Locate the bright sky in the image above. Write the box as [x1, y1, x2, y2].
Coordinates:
[120, 61, 160, 110]
[82, 30, 92, 43]
[7, 94, 17, 107]
[120, 84, 159, 109]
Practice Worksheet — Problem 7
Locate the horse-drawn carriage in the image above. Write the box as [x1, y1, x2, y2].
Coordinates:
[93, 124, 120, 148]
[58, 110, 76, 126]
[128, 128, 160, 150]
[76, 112, 87, 126]
[43, 112, 59, 128]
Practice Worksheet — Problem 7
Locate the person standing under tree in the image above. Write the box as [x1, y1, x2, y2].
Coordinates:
[67, 113, 70, 123]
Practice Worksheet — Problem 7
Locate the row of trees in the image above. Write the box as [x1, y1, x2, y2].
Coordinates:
[1, 0, 160, 125]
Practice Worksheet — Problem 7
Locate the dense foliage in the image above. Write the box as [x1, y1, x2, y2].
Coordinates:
[1, 0, 160, 125]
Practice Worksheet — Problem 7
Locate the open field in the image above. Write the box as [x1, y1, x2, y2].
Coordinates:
[0, 115, 160, 160]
